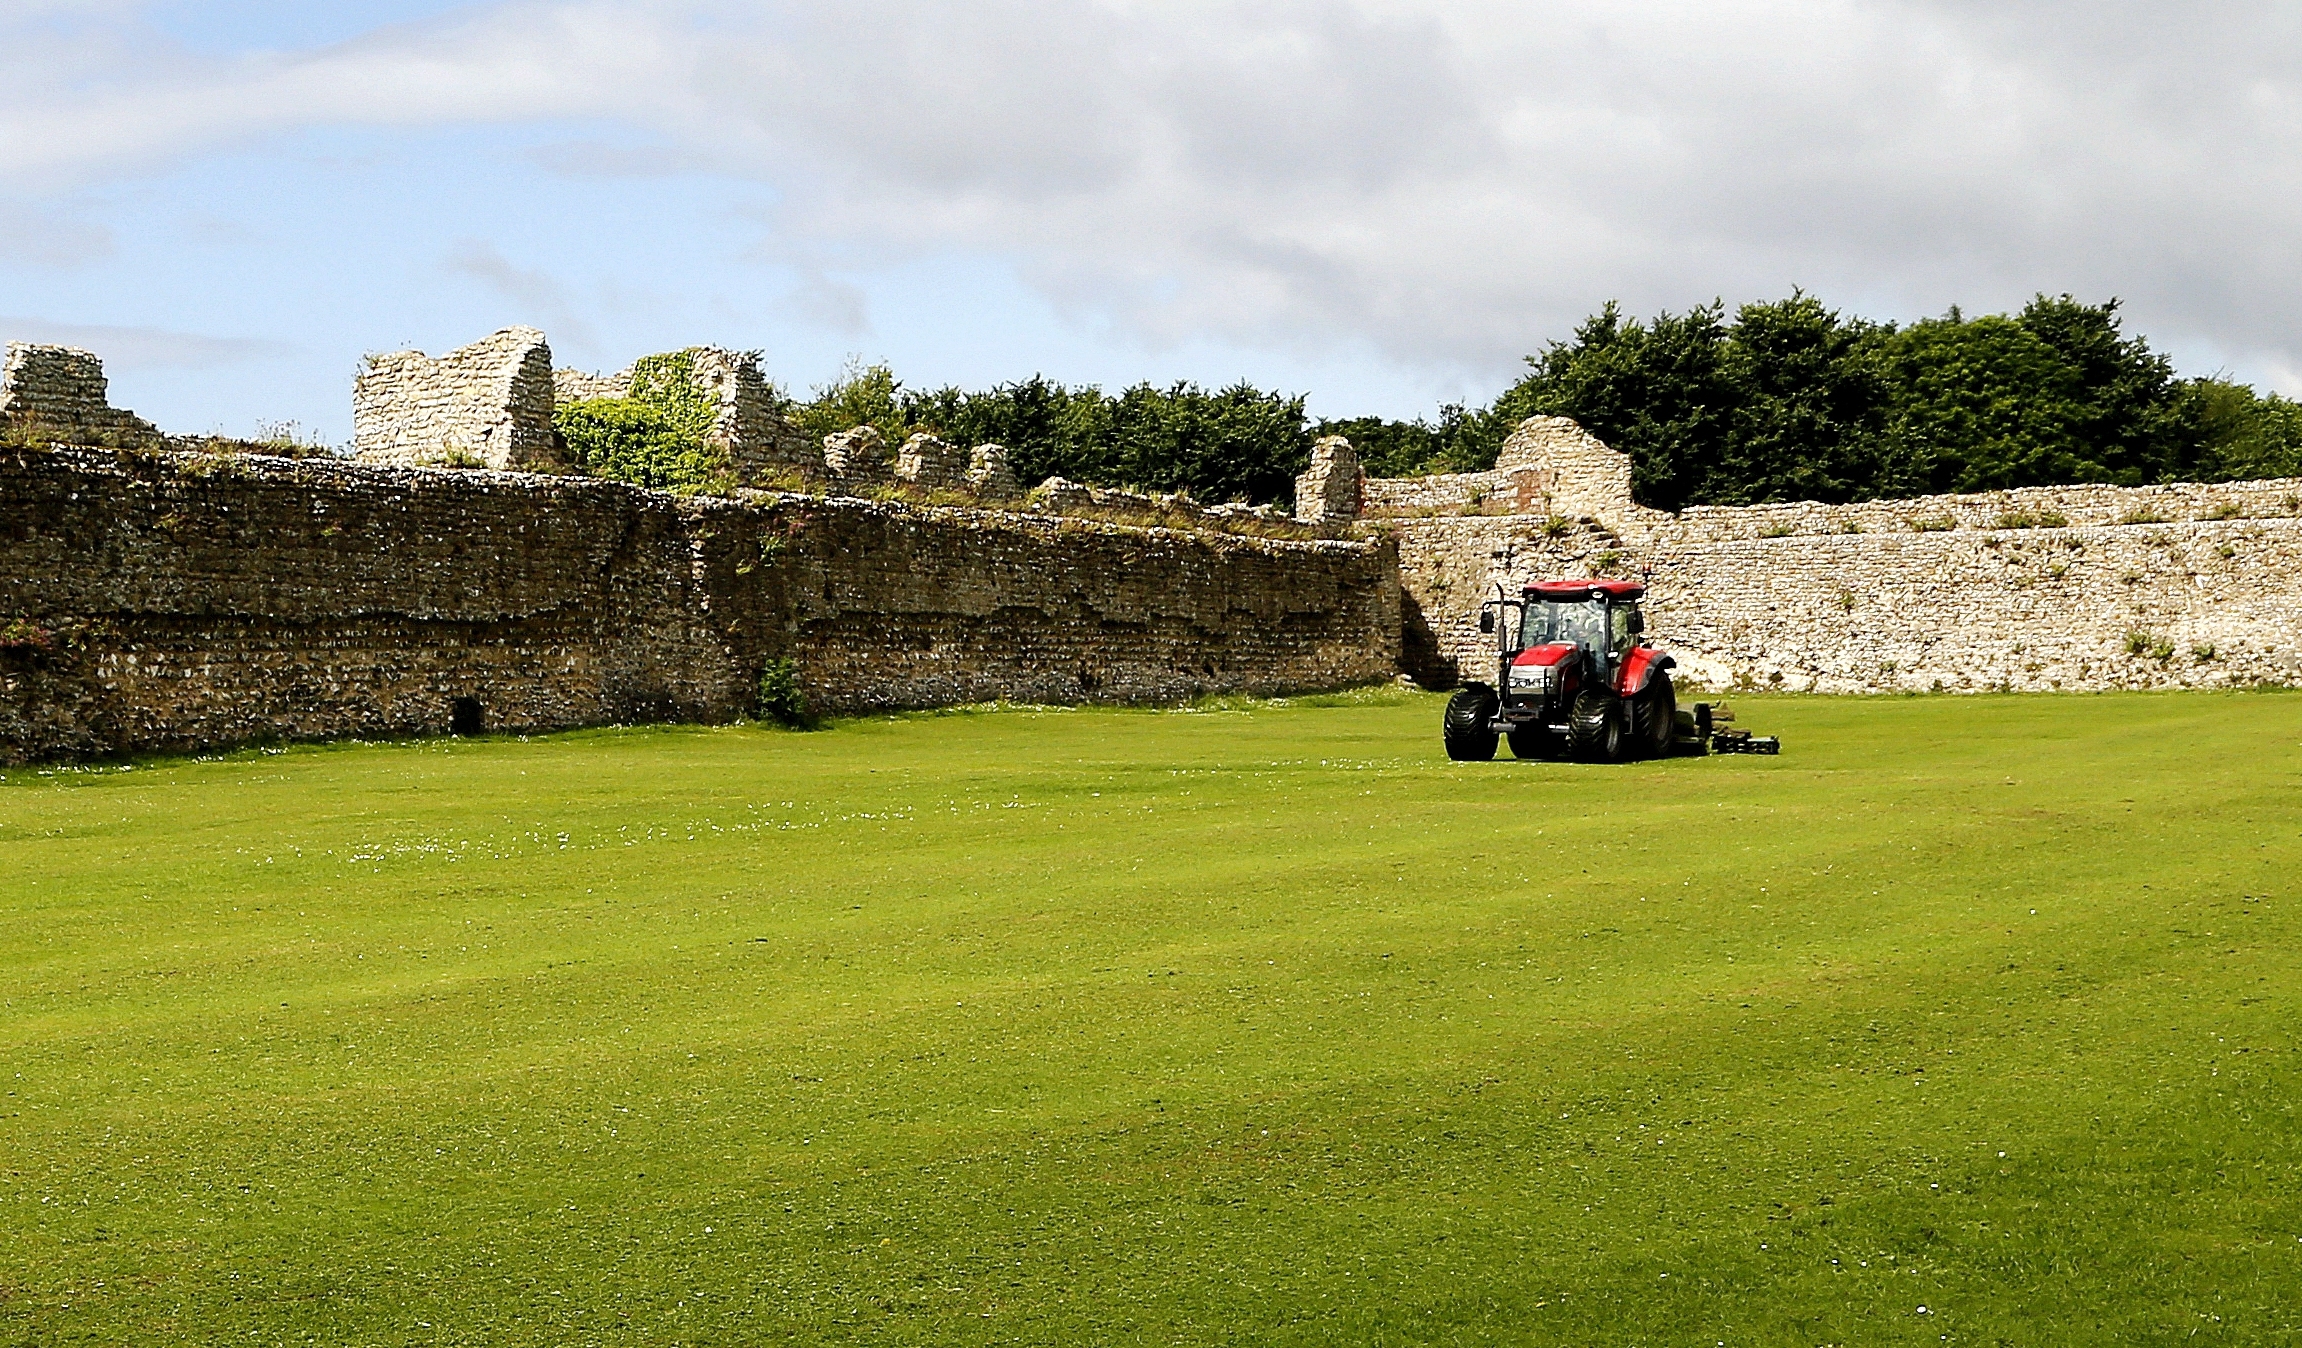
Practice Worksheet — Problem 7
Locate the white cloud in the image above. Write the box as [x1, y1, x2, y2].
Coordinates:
[6, 0, 2302, 389]
[0, 316, 293, 369]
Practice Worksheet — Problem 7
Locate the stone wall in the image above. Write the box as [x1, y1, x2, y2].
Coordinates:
[1, 344, 161, 449]
[0, 445, 1400, 763]
[1370, 418, 2302, 694]
[1361, 416, 1649, 522]
[353, 327, 559, 470]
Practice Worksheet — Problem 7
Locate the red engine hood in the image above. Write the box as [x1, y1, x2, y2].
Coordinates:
[1512, 643, 1579, 668]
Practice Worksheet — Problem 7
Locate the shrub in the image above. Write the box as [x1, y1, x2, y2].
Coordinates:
[555, 349, 728, 492]
[2117, 507, 2170, 526]
[2204, 501, 2242, 520]
[1995, 508, 2068, 529]
[755, 658, 813, 728]
[1908, 516, 1956, 532]
[2124, 630, 2175, 662]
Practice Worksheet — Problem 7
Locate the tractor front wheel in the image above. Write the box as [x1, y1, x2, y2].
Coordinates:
[1443, 687, 1499, 762]
[1567, 688, 1624, 762]
[1631, 670, 1677, 758]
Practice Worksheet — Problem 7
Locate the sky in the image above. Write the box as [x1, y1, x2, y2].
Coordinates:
[3, 1, 2300, 443]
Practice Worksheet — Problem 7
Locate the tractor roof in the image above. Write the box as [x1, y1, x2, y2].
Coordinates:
[1524, 579, 1646, 601]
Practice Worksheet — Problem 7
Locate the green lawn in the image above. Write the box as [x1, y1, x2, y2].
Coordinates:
[4, 689, 2299, 1345]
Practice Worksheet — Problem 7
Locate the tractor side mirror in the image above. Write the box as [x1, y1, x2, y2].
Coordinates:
[1478, 611, 1496, 634]
[1628, 611, 1645, 635]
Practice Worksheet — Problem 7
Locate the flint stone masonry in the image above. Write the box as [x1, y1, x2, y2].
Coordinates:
[823, 425, 891, 483]
[967, 444, 1019, 498]
[1362, 416, 1648, 522]
[1294, 436, 1361, 523]
[2, 344, 161, 449]
[0, 445, 1400, 763]
[894, 432, 969, 489]
[354, 327, 560, 470]
[1369, 417, 2302, 693]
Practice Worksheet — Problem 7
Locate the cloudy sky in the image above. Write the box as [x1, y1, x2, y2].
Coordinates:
[3, 1, 2299, 441]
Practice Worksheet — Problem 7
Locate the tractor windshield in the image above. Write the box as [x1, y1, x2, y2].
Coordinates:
[1519, 600, 1607, 651]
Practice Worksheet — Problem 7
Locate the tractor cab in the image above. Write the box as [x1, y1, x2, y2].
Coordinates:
[1479, 580, 1646, 689]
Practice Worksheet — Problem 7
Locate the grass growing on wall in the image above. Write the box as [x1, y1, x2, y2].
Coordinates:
[5, 691, 2301, 1343]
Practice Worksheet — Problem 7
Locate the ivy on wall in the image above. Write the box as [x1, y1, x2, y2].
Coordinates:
[554, 349, 727, 491]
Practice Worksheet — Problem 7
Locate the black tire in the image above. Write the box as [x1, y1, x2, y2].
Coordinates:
[1566, 688, 1624, 763]
[1630, 669, 1676, 759]
[1443, 687, 1499, 762]
[1508, 726, 1560, 760]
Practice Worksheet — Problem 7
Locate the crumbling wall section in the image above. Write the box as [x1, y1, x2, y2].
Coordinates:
[1, 344, 161, 448]
[0, 446, 1400, 762]
[353, 327, 558, 469]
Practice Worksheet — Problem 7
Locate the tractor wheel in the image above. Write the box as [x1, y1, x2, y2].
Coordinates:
[1442, 687, 1499, 762]
[1567, 688, 1624, 763]
[1631, 670, 1677, 758]
[1508, 726, 1560, 760]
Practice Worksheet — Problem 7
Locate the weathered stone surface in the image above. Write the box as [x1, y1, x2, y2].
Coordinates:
[354, 327, 559, 469]
[1294, 435, 1361, 523]
[0, 445, 1401, 763]
[823, 425, 891, 485]
[1, 344, 161, 449]
[967, 444, 1019, 498]
[894, 432, 969, 489]
[1374, 417, 2302, 693]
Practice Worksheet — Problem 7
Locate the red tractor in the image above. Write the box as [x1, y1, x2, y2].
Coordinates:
[1442, 579, 1686, 762]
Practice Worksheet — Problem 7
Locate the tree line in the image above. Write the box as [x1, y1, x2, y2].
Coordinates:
[562, 293, 2302, 508]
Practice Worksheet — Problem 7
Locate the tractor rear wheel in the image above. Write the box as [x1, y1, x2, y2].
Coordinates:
[1631, 670, 1677, 758]
[1567, 688, 1624, 762]
[1442, 687, 1499, 761]
[1508, 726, 1560, 760]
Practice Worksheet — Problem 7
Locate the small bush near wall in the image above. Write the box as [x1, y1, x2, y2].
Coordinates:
[755, 658, 814, 728]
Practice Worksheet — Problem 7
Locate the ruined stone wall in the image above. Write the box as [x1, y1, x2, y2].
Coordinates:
[1377, 426, 2302, 694]
[1, 344, 161, 449]
[353, 327, 559, 469]
[0, 445, 1399, 762]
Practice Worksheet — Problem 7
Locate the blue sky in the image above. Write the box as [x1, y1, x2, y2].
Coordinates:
[5, 2, 2301, 444]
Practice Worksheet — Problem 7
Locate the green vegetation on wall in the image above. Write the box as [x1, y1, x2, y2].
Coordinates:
[553, 348, 730, 492]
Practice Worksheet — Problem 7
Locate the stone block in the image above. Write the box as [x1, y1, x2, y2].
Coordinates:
[966, 444, 1019, 499]
[894, 431, 969, 489]
[823, 425, 890, 484]
[1295, 435, 1361, 522]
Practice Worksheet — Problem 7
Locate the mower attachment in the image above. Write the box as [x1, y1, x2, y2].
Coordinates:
[1710, 727, 1780, 755]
